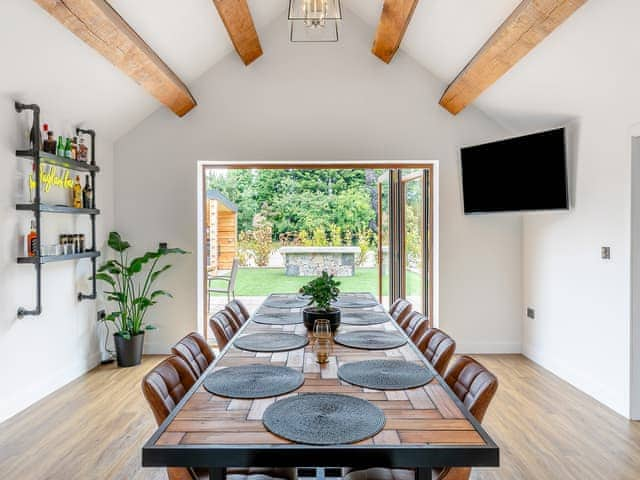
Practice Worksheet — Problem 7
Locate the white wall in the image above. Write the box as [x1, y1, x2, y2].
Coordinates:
[522, 117, 634, 417]
[114, 14, 522, 355]
[0, 97, 115, 422]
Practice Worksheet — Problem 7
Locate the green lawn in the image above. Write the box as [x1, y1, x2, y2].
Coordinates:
[210, 267, 421, 297]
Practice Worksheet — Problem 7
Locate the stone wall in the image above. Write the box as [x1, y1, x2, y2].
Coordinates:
[279, 246, 360, 277]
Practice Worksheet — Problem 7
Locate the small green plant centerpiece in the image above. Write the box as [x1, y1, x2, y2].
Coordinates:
[300, 270, 342, 332]
[95, 232, 188, 367]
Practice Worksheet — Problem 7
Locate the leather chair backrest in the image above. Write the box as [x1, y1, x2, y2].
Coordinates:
[171, 332, 215, 377]
[225, 299, 251, 328]
[444, 355, 498, 423]
[404, 312, 429, 341]
[389, 298, 412, 328]
[209, 310, 237, 350]
[141, 355, 197, 426]
[416, 328, 456, 376]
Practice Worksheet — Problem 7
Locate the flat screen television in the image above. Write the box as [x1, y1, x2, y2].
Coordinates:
[460, 128, 568, 214]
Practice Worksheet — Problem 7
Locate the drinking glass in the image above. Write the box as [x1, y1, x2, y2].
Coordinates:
[313, 338, 332, 364]
[313, 318, 332, 340]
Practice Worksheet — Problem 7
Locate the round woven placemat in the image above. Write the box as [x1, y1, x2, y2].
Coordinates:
[203, 364, 304, 399]
[341, 312, 390, 326]
[262, 393, 386, 445]
[338, 359, 433, 390]
[263, 296, 311, 309]
[252, 313, 303, 325]
[334, 330, 407, 350]
[332, 297, 379, 308]
[233, 333, 309, 352]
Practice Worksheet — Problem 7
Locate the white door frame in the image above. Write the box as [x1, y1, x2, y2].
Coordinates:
[195, 160, 440, 339]
[630, 132, 640, 420]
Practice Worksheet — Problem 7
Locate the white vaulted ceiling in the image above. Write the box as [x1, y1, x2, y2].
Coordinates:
[2, 0, 639, 139]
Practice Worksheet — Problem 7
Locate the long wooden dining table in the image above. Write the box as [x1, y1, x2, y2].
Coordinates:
[142, 293, 499, 479]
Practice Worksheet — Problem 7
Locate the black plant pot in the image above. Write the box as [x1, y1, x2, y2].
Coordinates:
[113, 331, 145, 367]
[303, 307, 341, 332]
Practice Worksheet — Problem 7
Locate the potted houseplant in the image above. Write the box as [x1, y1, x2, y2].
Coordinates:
[300, 270, 341, 332]
[95, 232, 188, 367]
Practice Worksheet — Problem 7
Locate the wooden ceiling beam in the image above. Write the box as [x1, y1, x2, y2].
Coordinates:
[439, 0, 587, 115]
[372, 0, 420, 63]
[212, 0, 263, 66]
[34, 0, 196, 117]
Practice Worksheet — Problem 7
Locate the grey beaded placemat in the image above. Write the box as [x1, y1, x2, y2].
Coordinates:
[338, 360, 434, 390]
[262, 393, 386, 445]
[334, 330, 407, 350]
[203, 364, 304, 399]
[252, 313, 303, 325]
[332, 297, 378, 308]
[341, 312, 390, 325]
[263, 296, 311, 309]
[233, 333, 309, 352]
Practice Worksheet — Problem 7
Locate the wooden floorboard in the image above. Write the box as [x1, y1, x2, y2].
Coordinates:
[0, 354, 639, 479]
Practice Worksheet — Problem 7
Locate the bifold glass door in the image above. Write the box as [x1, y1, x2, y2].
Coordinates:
[377, 168, 432, 320]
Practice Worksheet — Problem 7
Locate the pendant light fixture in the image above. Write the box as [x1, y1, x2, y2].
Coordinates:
[289, 0, 342, 43]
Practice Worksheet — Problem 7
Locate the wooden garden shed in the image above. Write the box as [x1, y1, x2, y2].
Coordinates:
[206, 190, 238, 274]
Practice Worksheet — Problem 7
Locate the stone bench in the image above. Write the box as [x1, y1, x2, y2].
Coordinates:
[279, 246, 361, 277]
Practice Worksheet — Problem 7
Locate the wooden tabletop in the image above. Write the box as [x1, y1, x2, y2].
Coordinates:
[143, 293, 498, 472]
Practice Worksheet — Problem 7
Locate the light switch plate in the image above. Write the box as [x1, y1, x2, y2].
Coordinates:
[601, 246, 611, 260]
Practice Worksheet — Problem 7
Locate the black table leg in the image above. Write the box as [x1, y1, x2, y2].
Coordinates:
[416, 467, 432, 480]
[209, 467, 225, 480]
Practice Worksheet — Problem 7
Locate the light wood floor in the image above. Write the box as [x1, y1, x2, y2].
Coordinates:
[0, 355, 638, 479]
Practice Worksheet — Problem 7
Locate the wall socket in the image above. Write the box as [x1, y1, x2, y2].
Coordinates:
[526, 307, 535, 319]
[601, 246, 611, 260]
[97, 309, 106, 322]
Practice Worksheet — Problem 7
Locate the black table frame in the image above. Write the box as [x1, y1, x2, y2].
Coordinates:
[143, 293, 499, 478]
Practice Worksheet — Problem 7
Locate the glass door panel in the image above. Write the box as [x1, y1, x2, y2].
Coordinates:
[377, 172, 391, 308]
[400, 169, 430, 317]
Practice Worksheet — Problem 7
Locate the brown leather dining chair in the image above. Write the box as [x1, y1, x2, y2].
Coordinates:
[209, 310, 238, 350]
[403, 312, 429, 342]
[171, 332, 215, 378]
[415, 328, 456, 377]
[142, 356, 297, 480]
[389, 298, 412, 328]
[342, 356, 498, 480]
[225, 299, 251, 328]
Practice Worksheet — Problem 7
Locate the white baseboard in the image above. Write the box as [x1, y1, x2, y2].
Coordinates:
[523, 343, 629, 417]
[0, 351, 102, 424]
[455, 342, 522, 354]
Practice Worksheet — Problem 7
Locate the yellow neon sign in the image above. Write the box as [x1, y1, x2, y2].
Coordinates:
[29, 165, 74, 193]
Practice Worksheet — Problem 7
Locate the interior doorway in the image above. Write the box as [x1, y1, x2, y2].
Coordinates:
[197, 161, 437, 345]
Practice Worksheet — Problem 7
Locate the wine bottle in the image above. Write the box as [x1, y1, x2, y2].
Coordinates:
[83, 175, 93, 209]
[73, 176, 82, 208]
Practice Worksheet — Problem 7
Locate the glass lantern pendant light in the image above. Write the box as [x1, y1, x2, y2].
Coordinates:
[289, 0, 342, 43]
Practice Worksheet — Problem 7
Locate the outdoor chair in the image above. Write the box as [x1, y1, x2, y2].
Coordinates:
[209, 257, 239, 304]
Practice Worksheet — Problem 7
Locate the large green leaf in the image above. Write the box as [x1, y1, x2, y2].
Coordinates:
[150, 289, 173, 300]
[132, 297, 154, 309]
[149, 264, 172, 284]
[127, 254, 154, 275]
[158, 247, 189, 256]
[93, 273, 115, 287]
[108, 231, 131, 252]
[105, 311, 121, 322]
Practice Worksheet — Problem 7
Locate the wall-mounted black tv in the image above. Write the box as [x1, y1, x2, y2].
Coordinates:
[460, 128, 568, 214]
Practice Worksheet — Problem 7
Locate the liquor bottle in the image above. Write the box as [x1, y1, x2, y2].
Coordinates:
[73, 176, 82, 208]
[27, 220, 38, 257]
[57, 136, 65, 157]
[64, 138, 72, 159]
[42, 124, 49, 149]
[78, 137, 88, 162]
[83, 175, 93, 209]
[71, 137, 78, 160]
[44, 129, 56, 154]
